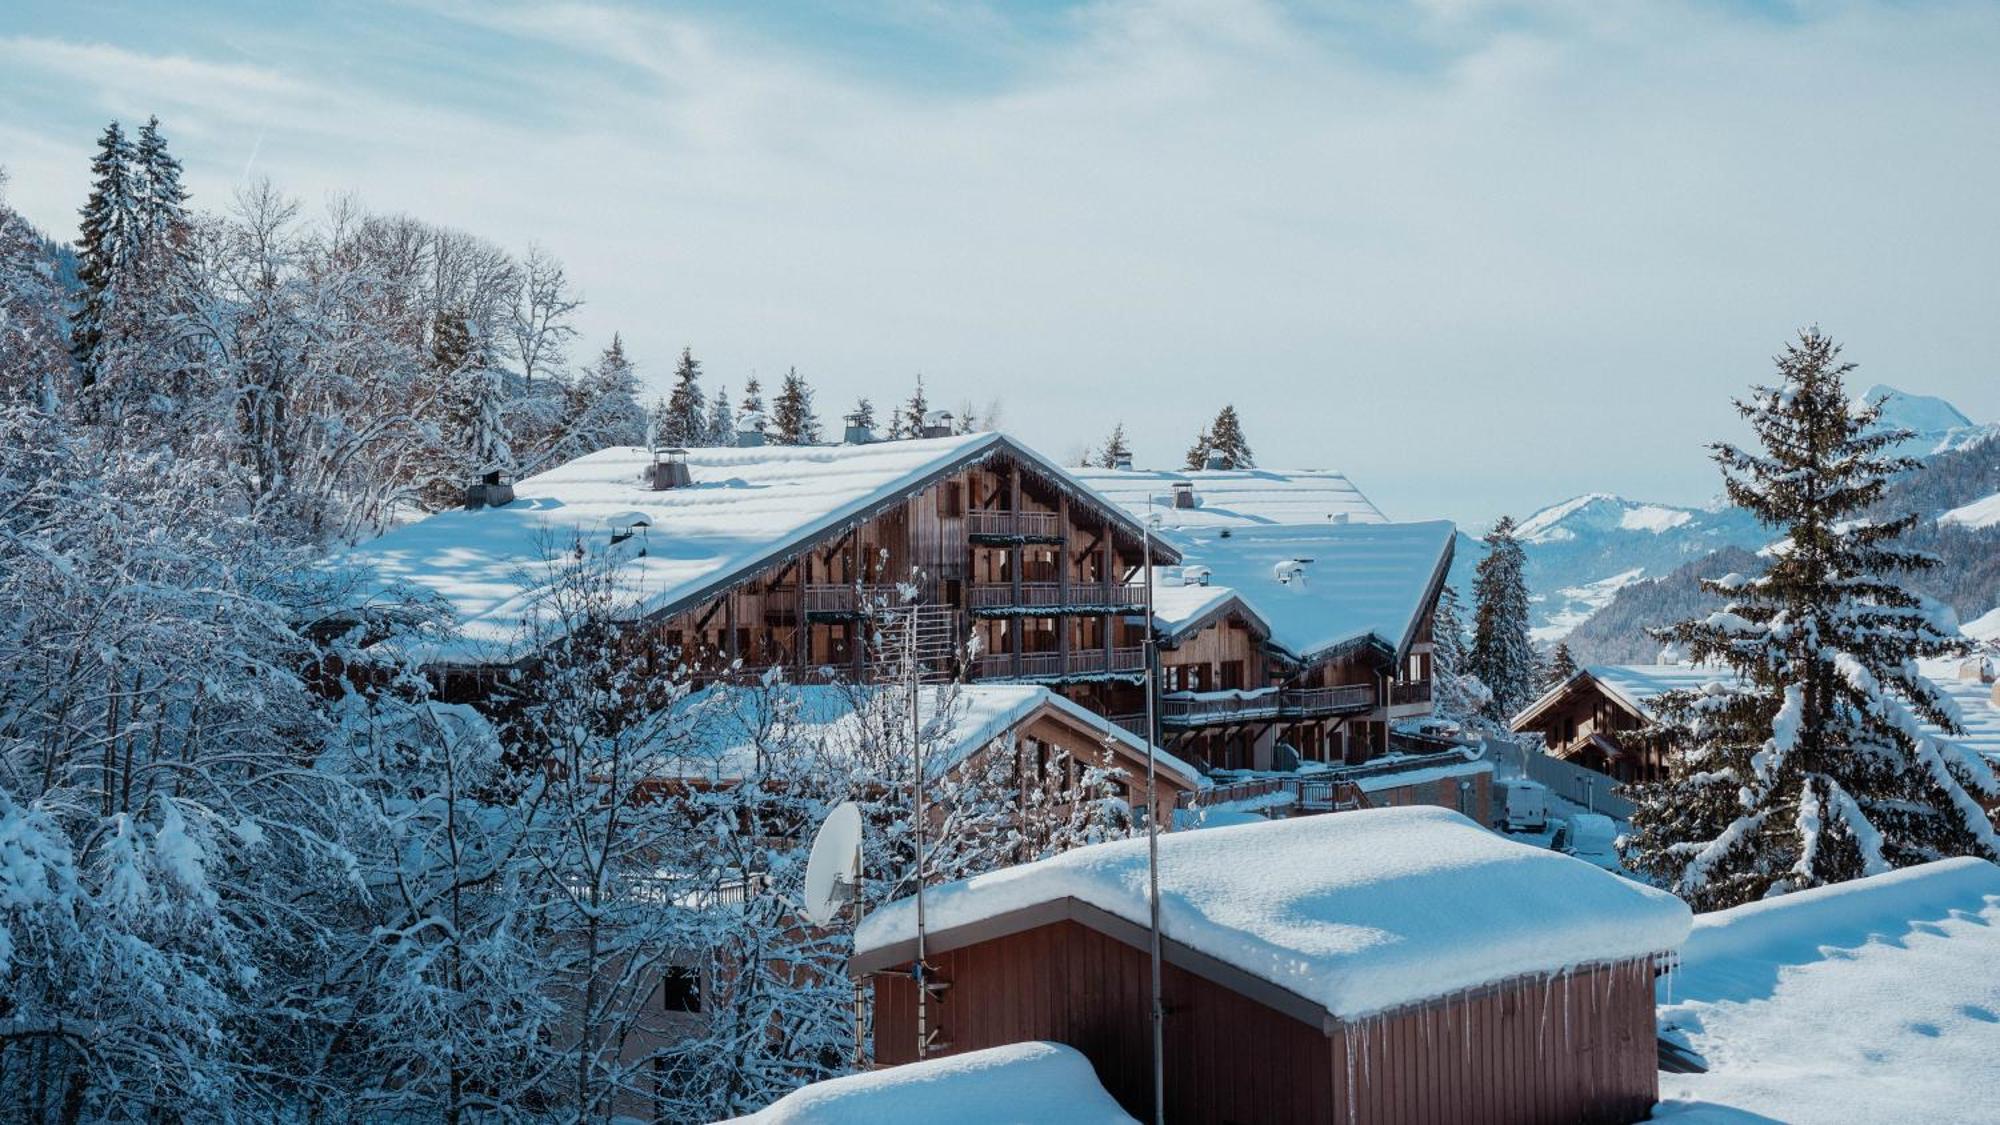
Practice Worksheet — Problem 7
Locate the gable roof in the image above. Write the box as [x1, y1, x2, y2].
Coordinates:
[853, 806, 1690, 1022]
[336, 434, 1172, 665]
[1149, 520, 1456, 662]
[669, 681, 1205, 790]
[1068, 465, 1388, 530]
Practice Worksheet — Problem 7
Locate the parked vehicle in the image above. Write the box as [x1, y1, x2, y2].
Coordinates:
[1493, 778, 1551, 833]
[1551, 812, 1621, 871]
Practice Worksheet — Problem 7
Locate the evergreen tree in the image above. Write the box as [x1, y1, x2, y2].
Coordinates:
[659, 346, 706, 445]
[132, 116, 188, 251]
[892, 375, 930, 439]
[72, 121, 138, 387]
[1096, 422, 1132, 468]
[1431, 583, 1495, 727]
[0, 177, 75, 413]
[737, 374, 764, 424]
[770, 367, 821, 445]
[1186, 405, 1253, 469]
[1624, 329, 2000, 909]
[706, 384, 734, 445]
[646, 396, 673, 448]
[1468, 516, 1538, 721]
[555, 333, 645, 459]
[1544, 642, 1579, 689]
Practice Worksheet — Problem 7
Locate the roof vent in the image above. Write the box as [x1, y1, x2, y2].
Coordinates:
[1203, 453, 1227, 471]
[1181, 565, 1211, 587]
[1329, 512, 1349, 525]
[463, 469, 515, 510]
[1273, 557, 1313, 587]
[1171, 481, 1196, 510]
[920, 410, 955, 439]
[736, 411, 767, 448]
[843, 413, 875, 445]
[645, 448, 691, 491]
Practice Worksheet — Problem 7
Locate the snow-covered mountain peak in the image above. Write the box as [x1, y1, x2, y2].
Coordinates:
[1515, 493, 1698, 544]
[1855, 384, 1974, 436]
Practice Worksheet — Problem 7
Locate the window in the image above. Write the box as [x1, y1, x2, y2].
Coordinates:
[938, 481, 964, 518]
[663, 966, 701, 1013]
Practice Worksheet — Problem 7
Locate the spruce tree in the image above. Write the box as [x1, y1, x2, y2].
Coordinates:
[1096, 422, 1132, 468]
[557, 334, 644, 456]
[770, 367, 820, 444]
[1468, 515, 1538, 721]
[1206, 404, 1254, 468]
[132, 116, 188, 251]
[894, 375, 930, 439]
[72, 121, 138, 386]
[1431, 583, 1494, 727]
[1624, 329, 2000, 909]
[660, 347, 706, 445]
[646, 396, 673, 449]
[1544, 642, 1579, 689]
[1183, 427, 1212, 470]
[736, 374, 764, 425]
[705, 384, 733, 445]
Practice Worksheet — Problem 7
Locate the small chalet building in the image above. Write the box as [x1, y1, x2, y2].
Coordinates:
[853, 807, 1691, 1125]
[1508, 664, 1714, 785]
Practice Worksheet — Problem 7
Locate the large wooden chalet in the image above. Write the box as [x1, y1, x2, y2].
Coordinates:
[340, 433, 1463, 805]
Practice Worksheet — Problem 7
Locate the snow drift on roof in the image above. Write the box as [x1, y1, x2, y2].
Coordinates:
[1068, 466, 1387, 529]
[1152, 521, 1454, 659]
[856, 806, 1691, 1019]
[669, 682, 1204, 789]
[1657, 858, 2000, 1122]
[728, 1041, 1137, 1125]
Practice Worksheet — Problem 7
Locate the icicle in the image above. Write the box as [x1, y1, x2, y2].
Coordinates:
[1344, 1024, 1358, 1125]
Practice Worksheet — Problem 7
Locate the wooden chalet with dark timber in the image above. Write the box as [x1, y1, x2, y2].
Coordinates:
[852, 807, 1692, 1125]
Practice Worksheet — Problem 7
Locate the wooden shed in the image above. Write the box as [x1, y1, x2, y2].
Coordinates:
[853, 807, 1691, 1125]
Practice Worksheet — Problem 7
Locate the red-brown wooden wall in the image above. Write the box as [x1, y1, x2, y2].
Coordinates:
[872, 919, 1658, 1124]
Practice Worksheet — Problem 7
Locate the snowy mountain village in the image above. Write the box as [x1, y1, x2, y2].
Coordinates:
[8, 44, 2000, 1125]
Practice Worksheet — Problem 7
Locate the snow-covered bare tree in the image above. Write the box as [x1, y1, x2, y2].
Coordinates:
[0, 173, 74, 413]
[1623, 329, 2000, 909]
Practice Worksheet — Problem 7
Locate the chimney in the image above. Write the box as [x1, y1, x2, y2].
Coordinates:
[736, 411, 767, 447]
[1171, 481, 1196, 510]
[843, 413, 875, 445]
[463, 469, 515, 510]
[645, 448, 691, 490]
[1204, 452, 1227, 471]
[1113, 454, 1133, 471]
[920, 410, 955, 439]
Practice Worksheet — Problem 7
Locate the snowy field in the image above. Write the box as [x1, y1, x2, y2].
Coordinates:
[1655, 860, 2000, 1123]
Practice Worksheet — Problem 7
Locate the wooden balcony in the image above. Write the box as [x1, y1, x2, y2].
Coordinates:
[971, 645, 1147, 682]
[967, 582, 1149, 615]
[802, 583, 909, 618]
[1389, 679, 1433, 707]
[1159, 684, 1375, 727]
[965, 509, 1064, 543]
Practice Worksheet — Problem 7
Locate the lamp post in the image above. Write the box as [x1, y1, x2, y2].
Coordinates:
[1141, 506, 1165, 1125]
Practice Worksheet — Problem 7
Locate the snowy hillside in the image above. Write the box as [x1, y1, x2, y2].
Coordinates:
[1858, 383, 2000, 459]
[1449, 496, 1767, 642]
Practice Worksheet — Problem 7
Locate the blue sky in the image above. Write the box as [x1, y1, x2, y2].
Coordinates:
[4, 0, 1997, 526]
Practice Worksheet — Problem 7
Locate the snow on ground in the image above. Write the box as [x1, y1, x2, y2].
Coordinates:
[1531, 566, 1649, 643]
[1918, 658, 2000, 765]
[1655, 859, 2000, 1124]
[1939, 490, 2000, 530]
[1068, 465, 1387, 529]
[857, 806, 1690, 1019]
[1146, 520, 1456, 660]
[1619, 505, 1694, 533]
[1965, 605, 2000, 642]
[726, 1041, 1136, 1124]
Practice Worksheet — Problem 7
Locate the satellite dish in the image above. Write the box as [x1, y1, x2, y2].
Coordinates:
[802, 801, 863, 926]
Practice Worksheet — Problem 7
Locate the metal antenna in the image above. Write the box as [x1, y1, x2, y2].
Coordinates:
[1142, 503, 1166, 1125]
[905, 583, 933, 1060]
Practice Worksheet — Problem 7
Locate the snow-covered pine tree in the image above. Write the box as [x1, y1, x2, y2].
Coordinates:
[1468, 515, 1539, 721]
[771, 367, 822, 445]
[1182, 427, 1211, 470]
[1205, 404, 1254, 468]
[647, 395, 673, 448]
[659, 346, 707, 445]
[1544, 642, 1579, 689]
[1096, 422, 1132, 468]
[132, 116, 188, 253]
[1431, 583, 1495, 729]
[1623, 329, 2000, 909]
[0, 176, 74, 413]
[891, 376, 930, 440]
[72, 121, 138, 390]
[553, 333, 646, 461]
[738, 374, 765, 424]
[707, 383, 735, 445]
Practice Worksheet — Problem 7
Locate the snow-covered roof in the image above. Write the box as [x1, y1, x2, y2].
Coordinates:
[670, 682, 1205, 790]
[1067, 466, 1388, 530]
[1657, 858, 2000, 1122]
[855, 806, 1690, 1020]
[1515, 661, 2000, 766]
[1349, 756, 1493, 794]
[336, 434, 1162, 664]
[1149, 521, 1456, 661]
[726, 1041, 1137, 1124]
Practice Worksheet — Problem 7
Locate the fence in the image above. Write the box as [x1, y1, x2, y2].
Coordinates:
[1523, 752, 1637, 819]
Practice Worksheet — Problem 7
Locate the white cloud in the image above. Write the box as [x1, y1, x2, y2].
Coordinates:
[3, 1, 1998, 524]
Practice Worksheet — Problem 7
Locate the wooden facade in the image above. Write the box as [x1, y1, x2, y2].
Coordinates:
[862, 906, 1661, 1124]
[1512, 675, 1670, 785]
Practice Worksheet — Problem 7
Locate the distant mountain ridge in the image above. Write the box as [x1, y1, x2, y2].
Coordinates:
[1450, 385, 1998, 647]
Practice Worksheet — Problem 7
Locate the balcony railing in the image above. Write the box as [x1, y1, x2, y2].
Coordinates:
[972, 645, 1146, 682]
[1158, 684, 1374, 726]
[1389, 679, 1433, 707]
[801, 583, 912, 616]
[965, 509, 1063, 541]
[967, 582, 1150, 613]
